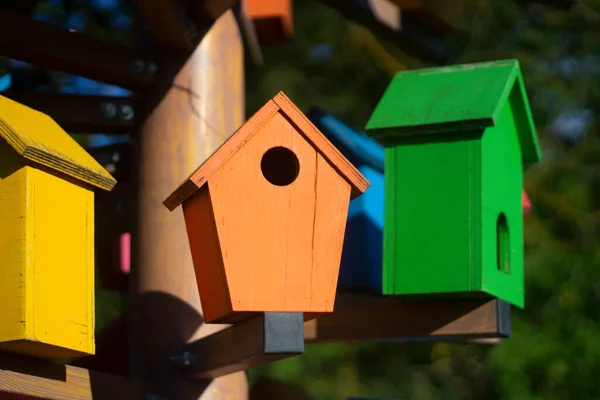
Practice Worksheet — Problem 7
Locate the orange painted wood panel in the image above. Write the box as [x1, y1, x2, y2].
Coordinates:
[244, 0, 293, 44]
[164, 92, 369, 211]
[183, 188, 231, 323]
[310, 154, 351, 310]
[209, 111, 317, 316]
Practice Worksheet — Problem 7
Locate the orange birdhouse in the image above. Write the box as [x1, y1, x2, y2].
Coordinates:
[164, 92, 370, 324]
[244, 0, 293, 45]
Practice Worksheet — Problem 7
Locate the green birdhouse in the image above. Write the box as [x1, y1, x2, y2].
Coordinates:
[365, 59, 541, 308]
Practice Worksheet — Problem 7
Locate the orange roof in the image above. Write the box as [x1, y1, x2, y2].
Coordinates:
[164, 92, 370, 211]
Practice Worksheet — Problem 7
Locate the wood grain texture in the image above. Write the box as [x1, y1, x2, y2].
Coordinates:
[3, 93, 135, 135]
[209, 112, 317, 317]
[133, 9, 248, 400]
[183, 188, 232, 323]
[0, 351, 146, 400]
[272, 92, 370, 199]
[164, 92, 369, 210]
[305, 294, 510, 343]
[183, 312, 303, 379]
[0, 11, 155, 90]
[0, 151, 95, 358]
[0, 95, 116, 191]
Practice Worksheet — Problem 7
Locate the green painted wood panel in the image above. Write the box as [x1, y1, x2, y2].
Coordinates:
[366, 59, 541, 164]
[480, 89, 525, 308]
[383, 138, 481, 295]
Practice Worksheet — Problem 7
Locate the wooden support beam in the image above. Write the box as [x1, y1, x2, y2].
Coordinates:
[305, 294, 511, 343]
[179, 313, 304, 379]
[3, 92, 135, 134]
[0, 11, 155, 89]
[317, 0, 468, 64]
[132, 9, 249, 400]
[0, 351, 148, 400]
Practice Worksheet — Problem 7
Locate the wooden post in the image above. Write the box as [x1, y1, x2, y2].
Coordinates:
[132, 10, 248, 400]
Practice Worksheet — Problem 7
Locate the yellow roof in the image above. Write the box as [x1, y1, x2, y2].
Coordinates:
[0, 95, 116, 191]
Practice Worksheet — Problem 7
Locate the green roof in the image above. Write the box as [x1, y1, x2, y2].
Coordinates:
[365, 59, 541, 163]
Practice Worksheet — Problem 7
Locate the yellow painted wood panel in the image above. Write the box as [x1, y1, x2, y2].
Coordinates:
[0, 95, 116, 190]
[0, 141, 94, 357]
[0, 140, 30, 342]
[31, 167, 95, 355]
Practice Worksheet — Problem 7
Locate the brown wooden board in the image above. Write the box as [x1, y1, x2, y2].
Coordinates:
[0, 351, 148, 400]
[0, 11, 155, 89]
[3, 92, 135, 134]
[305, 294, 511, 343]
[181, 312, 304, 379]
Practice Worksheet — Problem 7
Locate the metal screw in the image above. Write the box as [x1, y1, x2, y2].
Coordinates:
[133, 59, 146, 73]
[146, 61, 157, 75]
[169, 352, 196, 367]
[118, 104, 135, 120]
[101, 102, 117, 118]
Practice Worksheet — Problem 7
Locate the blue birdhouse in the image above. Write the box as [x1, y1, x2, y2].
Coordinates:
[307, 107, 384, 293]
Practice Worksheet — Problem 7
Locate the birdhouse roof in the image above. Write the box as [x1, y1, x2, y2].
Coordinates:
[307, 107, 384, 173]
[0, 95, 116, 191]
[164, 92, 370, 211]
[365, 59, 542, 164]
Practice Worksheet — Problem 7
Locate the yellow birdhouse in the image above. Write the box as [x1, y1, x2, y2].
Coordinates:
[0, 95, 116, 359]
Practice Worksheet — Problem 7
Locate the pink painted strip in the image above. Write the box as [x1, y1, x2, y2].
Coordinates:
[522, 189, 532, 216]
[120, 232, 131, 274]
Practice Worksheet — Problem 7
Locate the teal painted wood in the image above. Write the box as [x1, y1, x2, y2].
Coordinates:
[366, 59, 541, 308]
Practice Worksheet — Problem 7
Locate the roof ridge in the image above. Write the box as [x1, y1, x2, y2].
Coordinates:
[163, 92, 370, 211]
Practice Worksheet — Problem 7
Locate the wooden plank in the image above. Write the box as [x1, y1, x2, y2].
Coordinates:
[3, 92, 135, 134]
[305, 294, 511, 343]
[317, 0, 467, 64]
[0, 11, 155, 89]
[181, 313, 304, 379]
[0, 351, 147, 400]
[132, 9, 249, 400]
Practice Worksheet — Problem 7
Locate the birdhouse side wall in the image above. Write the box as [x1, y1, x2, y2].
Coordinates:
[480, 99, 525, 308]
[182, 188, 232, 323]
[0, 157, 95, 357]
[337, 165, 384, 292]
[0, 145, 31, 345]
[208, 111, 350, 316]
[382, 137, 482, 296]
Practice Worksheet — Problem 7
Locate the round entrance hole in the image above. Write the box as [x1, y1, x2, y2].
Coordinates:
[260, 146, 300, 186]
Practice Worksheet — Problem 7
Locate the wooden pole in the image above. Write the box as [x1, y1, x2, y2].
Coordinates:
[132, 10, 248, 400]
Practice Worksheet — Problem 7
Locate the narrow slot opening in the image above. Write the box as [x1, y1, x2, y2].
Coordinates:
[497, 213, 510, 274]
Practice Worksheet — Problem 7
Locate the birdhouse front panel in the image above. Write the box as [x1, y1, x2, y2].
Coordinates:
[166, 93, 369, 324]
[199, 112, 351, 322]
[382, 138, 479, 296]
[365, 60, 540, 308]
